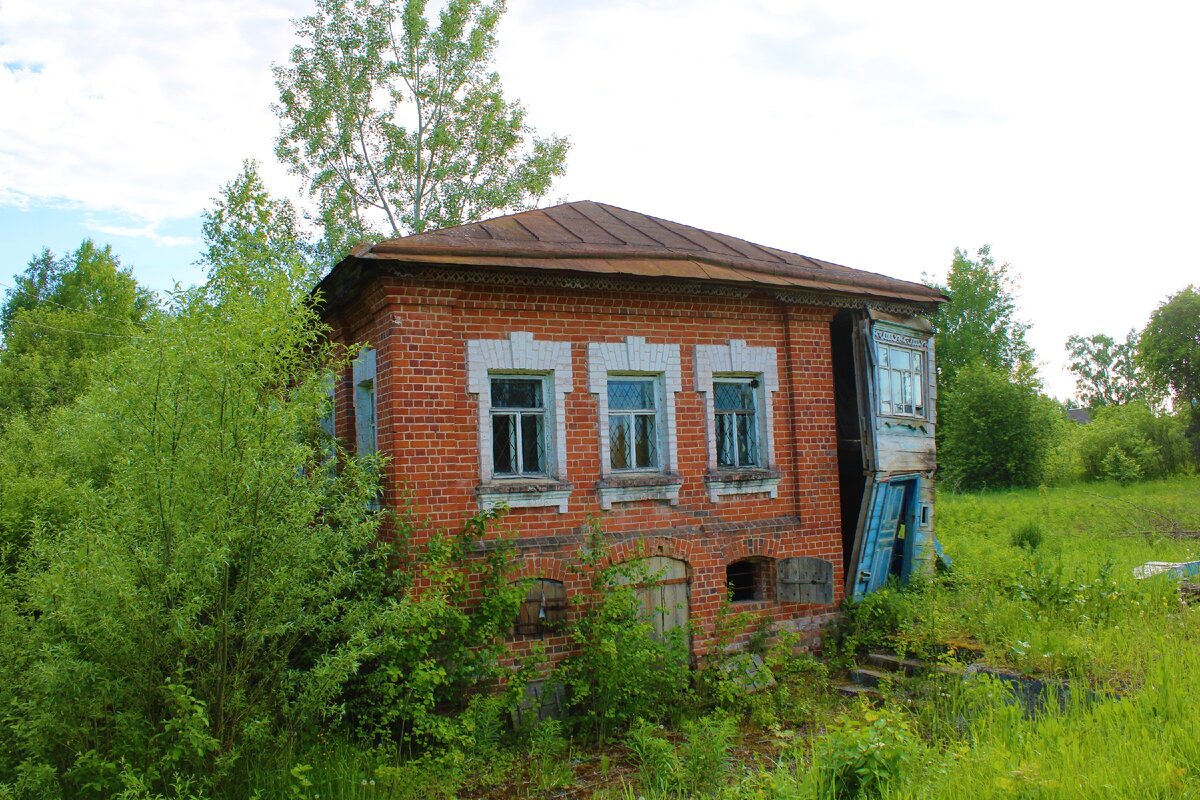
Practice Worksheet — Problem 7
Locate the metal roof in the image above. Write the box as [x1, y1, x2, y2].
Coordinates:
[318, 200, 947, 309]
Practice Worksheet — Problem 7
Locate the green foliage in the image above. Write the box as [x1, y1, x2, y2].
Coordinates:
[1009, 520, 1043, 551]
[811, 707, 925, 800]
[1066, 329, 1156, 410]
[1139, 285, 1200, 459]
[201, 160, 316, 291]
[1139, 285, 1200, 411]
[0, 240, 156, 419]
[555, 533, 692, 742]
[938, 363, 1064, 491]
[828, 584, 914, 663]
[273, 0, 570, 260]
[342, 511, 527, 752]
[928, 244, 1035, 391]
[625, 712, 737, 798]
[1075, 401, 1191, 483]
[2, 238, 385, 797]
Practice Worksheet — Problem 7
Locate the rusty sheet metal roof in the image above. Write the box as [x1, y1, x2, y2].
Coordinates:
[325, 200, 947, 306]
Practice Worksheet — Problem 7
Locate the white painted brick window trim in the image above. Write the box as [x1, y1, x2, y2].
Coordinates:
[694, 340, 782, 502]
[467, 332, 573, 512]
[588, 337, 683, 509]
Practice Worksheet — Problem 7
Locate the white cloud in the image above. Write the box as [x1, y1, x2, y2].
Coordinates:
[83, 216, 196, 247]
[0, 0, 306, 221]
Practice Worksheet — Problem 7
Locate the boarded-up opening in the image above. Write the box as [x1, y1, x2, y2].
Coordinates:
[514, 578, 568, 637]
[830, 309, 868, 577]
[613, 556, 690, 642]
[777, 557, 835, 605]
[726, 557, 774, 602]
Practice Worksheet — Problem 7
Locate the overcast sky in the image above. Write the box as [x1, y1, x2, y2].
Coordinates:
[2, 0, 1198, 399]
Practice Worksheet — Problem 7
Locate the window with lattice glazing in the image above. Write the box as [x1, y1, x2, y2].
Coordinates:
[714, 378, 760, 468]
[607, 377, 661, 471]
[490, 377, 547, 476]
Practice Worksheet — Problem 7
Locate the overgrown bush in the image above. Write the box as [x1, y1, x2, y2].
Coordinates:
[811, 707, 926, 800]
[626, 712, 737, 798]
[1076, 402, 1191, 482]
[938, 364, 1064, 491]
[555, 535, 692, 742]
[1009, 521, 1044, 551]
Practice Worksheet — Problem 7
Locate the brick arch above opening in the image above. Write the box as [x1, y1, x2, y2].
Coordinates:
[605, 536, 696, 569]
[722, 535, 783, 564]
[510, 555, 568, 583]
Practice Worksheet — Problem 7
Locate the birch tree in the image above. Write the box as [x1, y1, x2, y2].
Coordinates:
[273, 0, 570, 262]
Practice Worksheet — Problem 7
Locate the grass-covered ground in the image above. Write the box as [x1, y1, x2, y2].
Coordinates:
[270, 476, 1200, 800]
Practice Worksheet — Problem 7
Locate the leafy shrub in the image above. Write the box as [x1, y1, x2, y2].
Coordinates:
[828, 584, 914, 663]
[1076, 402, 1191, 482]
[625, 712, 737, 798]
[555, 534, 692, 742]
[938, 364, 1063, 491]
[812, 707, 924, 800]
[1010, 521, 1044, 551]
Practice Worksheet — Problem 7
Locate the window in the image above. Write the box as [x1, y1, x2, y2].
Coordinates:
[608, 377, 660, 471]
[514, 578, 568, 636]
[714, 379, 760, 468]
[467, 332, 573, 513]
[877, 344, 924, 418]
[694, 341, 781, 502]
[352, 347, 377, 455]
[726, 557, 773, 603]
[490, 376, 547, 477]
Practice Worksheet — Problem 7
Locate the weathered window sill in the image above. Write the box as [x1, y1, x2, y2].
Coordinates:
[705, 468, 782, 503]
[596, 472, 682, 510]
[477, 479, 572, 514]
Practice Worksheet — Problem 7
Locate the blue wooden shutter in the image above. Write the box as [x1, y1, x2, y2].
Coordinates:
[352, 348, 377, 455]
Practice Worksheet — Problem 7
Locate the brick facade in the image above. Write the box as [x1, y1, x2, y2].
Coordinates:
[326, 274, 846, 660]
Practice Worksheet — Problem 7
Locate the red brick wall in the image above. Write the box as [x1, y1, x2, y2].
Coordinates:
[327, 275, 845, 658]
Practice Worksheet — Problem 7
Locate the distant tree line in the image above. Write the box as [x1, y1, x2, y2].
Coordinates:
[929, 247, 1198, 491]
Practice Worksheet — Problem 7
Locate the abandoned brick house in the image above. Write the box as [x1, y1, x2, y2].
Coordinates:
[316, 200, 946, 661]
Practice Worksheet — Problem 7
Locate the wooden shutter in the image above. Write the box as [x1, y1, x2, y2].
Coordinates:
[777, 557, 834, 604]
[514, 579, 567, 636]
[352, 348, 376, 455]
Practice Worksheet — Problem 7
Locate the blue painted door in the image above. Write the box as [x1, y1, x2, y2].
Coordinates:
[852, 478, 915, 598]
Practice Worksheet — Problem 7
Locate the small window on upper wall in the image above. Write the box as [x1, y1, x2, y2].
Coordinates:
[714, 378, 761, 468]
[876, 340, 926, 419]
[514, 578, 568, 636]
[490, 376, 547, 477]
[608, 377, 661, 471]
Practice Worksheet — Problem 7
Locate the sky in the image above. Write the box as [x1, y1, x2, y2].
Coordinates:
[2, 0, 1198, 399]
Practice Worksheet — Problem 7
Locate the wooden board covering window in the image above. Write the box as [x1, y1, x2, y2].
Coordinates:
[514, 579, 568, 636]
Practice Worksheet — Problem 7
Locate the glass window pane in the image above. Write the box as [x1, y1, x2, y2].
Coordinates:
[878, 347, 890, 369]
[492, 378, 543, 409]
[609, 380, 655, 410]
[901, 372, 913, 406]
[492, 414, 516, 474]
[879, 368, 892, 414]
[635, 414, 658, 468]
[520, 413, 544, 473]
[715, 382, 755, 411]
[737, 413, 759, 466]
[610, 414, 631, 470]
[913, 370, 923, 408]
[893, 368, 905, 409]
[892, 348, 910, 371]
[716, 413, 736, 467]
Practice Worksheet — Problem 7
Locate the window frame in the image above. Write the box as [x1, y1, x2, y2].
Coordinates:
[713, 376, 763, 469]
[872, 328, 930, 421]
[606, 374, 665, 474]
[489, 374, 551, 478]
